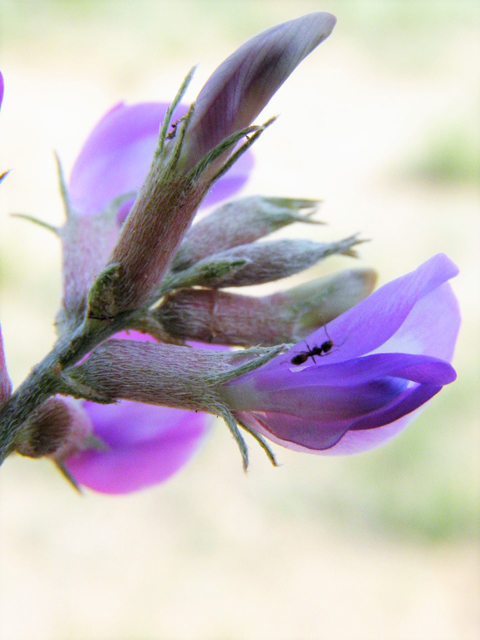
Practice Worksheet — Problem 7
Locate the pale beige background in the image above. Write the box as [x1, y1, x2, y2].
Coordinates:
[0, 1, 479, 639]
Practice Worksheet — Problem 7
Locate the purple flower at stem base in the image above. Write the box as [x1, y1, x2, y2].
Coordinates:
[60, 100, 253, 493]
[65, 400, 210, 494]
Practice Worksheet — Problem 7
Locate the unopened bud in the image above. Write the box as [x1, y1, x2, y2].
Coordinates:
[156, 267, 377, 346]
[287, 268, 378, 336]
[171, 196, 320, 272]
[15, 397, 92, 459]
[181, 13, 336, 169]
[166, 235, 363, 290]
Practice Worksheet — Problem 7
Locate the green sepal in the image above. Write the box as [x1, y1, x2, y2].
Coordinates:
[86, 263, 122, 321]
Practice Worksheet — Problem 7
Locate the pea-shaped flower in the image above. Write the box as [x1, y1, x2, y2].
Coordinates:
[60, 103, 252, 493]
[220, 254, 460, 454]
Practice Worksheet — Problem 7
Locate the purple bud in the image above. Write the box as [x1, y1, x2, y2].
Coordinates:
[96, 13, 335, 316]
[182, 13, 337, 168]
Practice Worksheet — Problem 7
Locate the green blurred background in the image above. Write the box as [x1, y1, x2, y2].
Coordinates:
[0, 1, 479, 639]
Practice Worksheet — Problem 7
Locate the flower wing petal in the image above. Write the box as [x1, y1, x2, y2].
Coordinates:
[263, 254, 459, 370]
[184, 13, 336, 166]
[0, 326, 12, 407]
[65, 401, 210, 494]
[69, 102, 252, 217]
[236, 382, 441, 453]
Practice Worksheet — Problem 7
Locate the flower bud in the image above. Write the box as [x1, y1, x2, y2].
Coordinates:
[89, 13, 336, 317]
[171, 196, 320, 272]
[156, 268, 377, 346]
[15, 397, 92, 459]
[165, 235, 363, 290]
[181, 13, 336, 169]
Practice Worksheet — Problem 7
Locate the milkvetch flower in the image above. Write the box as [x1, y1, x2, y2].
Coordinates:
[69, 254, 459, 465]
[0, 13, 461, 495]
[55, 101, 253, 492]
[221, 254, 460, 454]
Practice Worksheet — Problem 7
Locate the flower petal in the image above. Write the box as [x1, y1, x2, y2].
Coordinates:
[70, 103, 175, 216]
[65, 401, 211, 494]
[236, 381, 441, 453]
[233, 352, 456, 394]
[236, 411, 350, 452]
[371, 282, 460, 361]
[183, 12, 336, 167]
[249, 377, 408, 421]
[0, 326, 12, 407]
[0, 71, 4, 110]
[262, 253, 459, 370]
[69, 102, 252, 217]
[317, 410, 424, 455]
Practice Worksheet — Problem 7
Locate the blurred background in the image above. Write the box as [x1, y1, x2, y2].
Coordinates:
[0, 1, 479, 639]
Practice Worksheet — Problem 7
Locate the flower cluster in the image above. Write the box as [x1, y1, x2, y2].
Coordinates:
[0, 13, 460, 495]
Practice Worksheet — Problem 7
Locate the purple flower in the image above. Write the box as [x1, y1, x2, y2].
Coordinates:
[63, 102, 252, 493]
[221, 254, 460, 454]
[0, 71, 8, 186]
[65, 398, 209, 495]
[1, 72, 11, 407]
[0, 327, 12, 410]
[69, 102, 253, 219]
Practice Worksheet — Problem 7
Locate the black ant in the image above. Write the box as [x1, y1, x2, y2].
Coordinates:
[290, 340, 333, 365]
[290, 321, 340, 365]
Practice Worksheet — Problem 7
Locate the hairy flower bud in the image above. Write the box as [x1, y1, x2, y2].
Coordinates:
[15, 397, 92, 459]
[164, 236, 363, 290]
[171, 196, 320, 272]
[181, 13, 336, 169]
[88, 13, 336, 318]
[156, 268, 377, 346]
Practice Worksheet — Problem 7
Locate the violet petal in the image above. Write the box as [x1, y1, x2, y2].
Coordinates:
[0, 326, 12, 407]
[69, 102, 253, 217]
[262, 254, 459, 370]
[235, 381, 440, 452]
[65, 400, 211, 494]
[184, 12, 336, 166]
[234, 353, 456, 394]
[0, 71, 4, 110]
